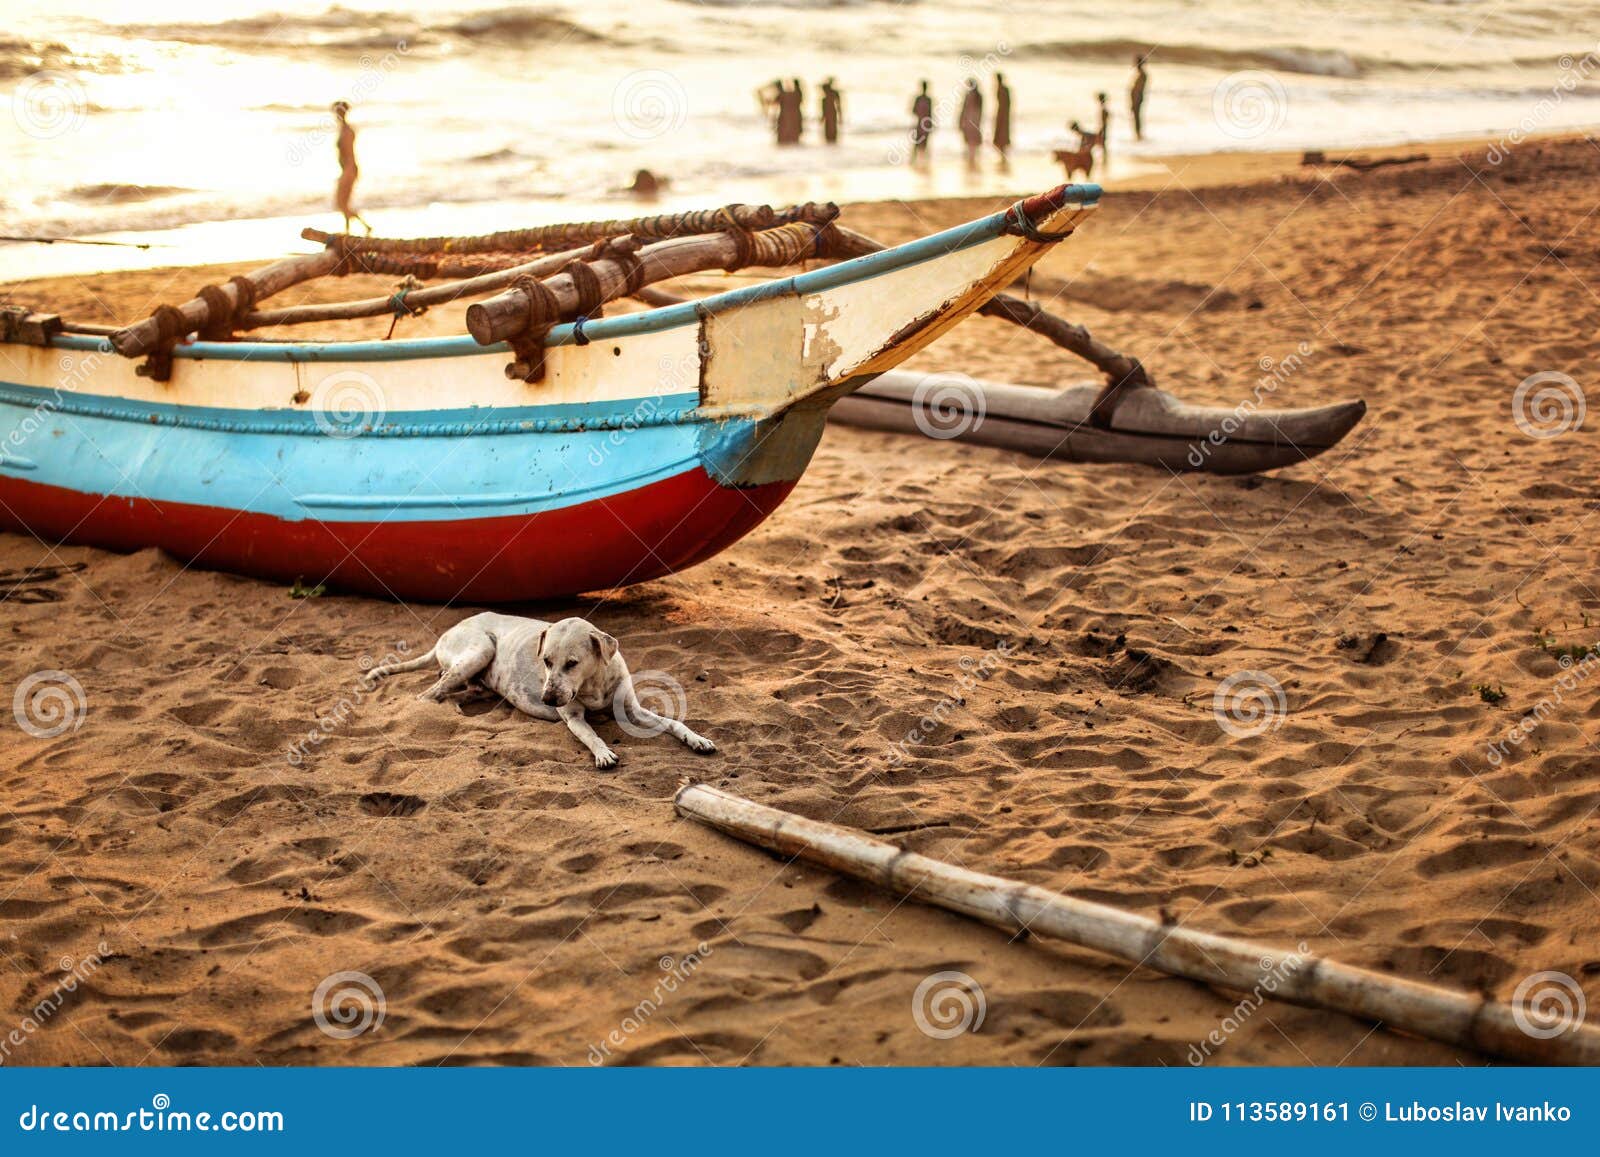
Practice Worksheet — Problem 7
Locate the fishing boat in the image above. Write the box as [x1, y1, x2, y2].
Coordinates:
[0, 185, 1100, 602]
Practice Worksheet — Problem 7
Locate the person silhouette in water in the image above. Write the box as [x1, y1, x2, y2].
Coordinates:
[910, 80, 933, 165]
[821, 78, 842, 144]
[1130, 55, 1149, 141]
[332, 101, 371, 234]
[959, 78, 983, 168]
[779, 77, 805, 144]
[993, 72, 1012, 163]
[1095, 90, 1111, 167]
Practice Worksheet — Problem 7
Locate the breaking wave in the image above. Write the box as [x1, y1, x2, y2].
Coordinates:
[105, 6, 612, 53]
[1013, 39, 1372, 78]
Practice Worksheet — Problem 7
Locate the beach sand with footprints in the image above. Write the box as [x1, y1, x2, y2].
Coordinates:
[1, 135, 1597, 1066]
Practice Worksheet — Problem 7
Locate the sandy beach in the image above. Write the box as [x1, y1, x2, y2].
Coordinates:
[2, 133, 1598, 1067]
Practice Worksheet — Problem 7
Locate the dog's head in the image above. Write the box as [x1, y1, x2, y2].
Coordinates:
[537, 617, 618, 707]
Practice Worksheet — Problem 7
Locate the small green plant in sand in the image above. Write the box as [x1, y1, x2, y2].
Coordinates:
[288, 577, 326, 599]
[1473, 683, 1507, 705]
[1534, 630, 1600, 664]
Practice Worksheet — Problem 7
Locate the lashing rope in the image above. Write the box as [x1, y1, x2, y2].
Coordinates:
[139, 303, 190, 382]
[195, 276, 257, 341]
[383, 275, 427, 339]
[506, 273, 564, 382]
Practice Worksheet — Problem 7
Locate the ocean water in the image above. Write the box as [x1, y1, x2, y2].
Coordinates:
[3, 0, 1598, 278]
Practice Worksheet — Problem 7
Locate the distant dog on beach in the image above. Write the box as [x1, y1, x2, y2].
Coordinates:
[1053, 143, 1095, 181]
[366, 613, 715, 769]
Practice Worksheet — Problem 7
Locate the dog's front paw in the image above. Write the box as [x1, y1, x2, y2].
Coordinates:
[686, 734, 717, 755]
[594, 747, 619, 770]
[416, 689, 441, 702]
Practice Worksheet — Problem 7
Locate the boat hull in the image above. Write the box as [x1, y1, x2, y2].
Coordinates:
[0, 187, 1099, 601]
[0, 466, 794, 603]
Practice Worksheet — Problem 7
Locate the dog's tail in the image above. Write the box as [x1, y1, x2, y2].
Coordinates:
[365, 648, 436, 682]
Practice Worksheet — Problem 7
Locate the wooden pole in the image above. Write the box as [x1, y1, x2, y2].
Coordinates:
[301, 202, 835, 256]
[236, 245, 591, 330]
[110, 248, 343, 357]
[674, 783, 1600, 1065]
[465, 223, 824, 346]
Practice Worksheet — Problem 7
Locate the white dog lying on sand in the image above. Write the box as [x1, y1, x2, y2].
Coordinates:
[367, 612, 715, 769]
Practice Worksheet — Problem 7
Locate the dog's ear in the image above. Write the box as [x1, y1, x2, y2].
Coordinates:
[591, 630, 618, 665]
[535, 628, 547, 660]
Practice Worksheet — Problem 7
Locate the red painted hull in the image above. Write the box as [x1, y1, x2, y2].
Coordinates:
[0, 469, 795, 603]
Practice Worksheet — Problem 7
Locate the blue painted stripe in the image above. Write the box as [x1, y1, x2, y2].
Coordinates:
[0, 379, 702, 437]
[0, 389, 745, 522]
[46, 187, 1100, 365]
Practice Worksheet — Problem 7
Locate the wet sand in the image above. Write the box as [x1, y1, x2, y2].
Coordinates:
[2, 134, 1598, 1066]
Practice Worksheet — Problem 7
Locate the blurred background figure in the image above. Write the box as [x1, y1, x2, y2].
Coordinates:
[1056, 120, 1096, 179]
[1130, 55, 1149, 141]
[992, 73, 1012, 164]
[625, 168, 667, 199]
[910, 80, 933, 166]
[779, 78, 805, 145]
[959, 78, 982, 168]
[332, 101, 370, 234]
[758, 79, 783, 144]
[1096, 90, 1111, 166]
[821, 78, 842, 145]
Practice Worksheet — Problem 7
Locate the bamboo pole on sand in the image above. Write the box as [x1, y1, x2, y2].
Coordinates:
[674, 783, 1600, 1065]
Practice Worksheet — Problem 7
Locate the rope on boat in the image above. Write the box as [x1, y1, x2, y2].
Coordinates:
[137, 304, 190, 382]
[382, 275, 428, 339]
[506, 274, 564, 381]
[1002, 199, 1080, 244]
[194, 276, 257, 341]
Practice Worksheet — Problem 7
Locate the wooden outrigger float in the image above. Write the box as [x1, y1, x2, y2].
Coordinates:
[832, 370, 1367, 474]
[0, 183, 1363, 602]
